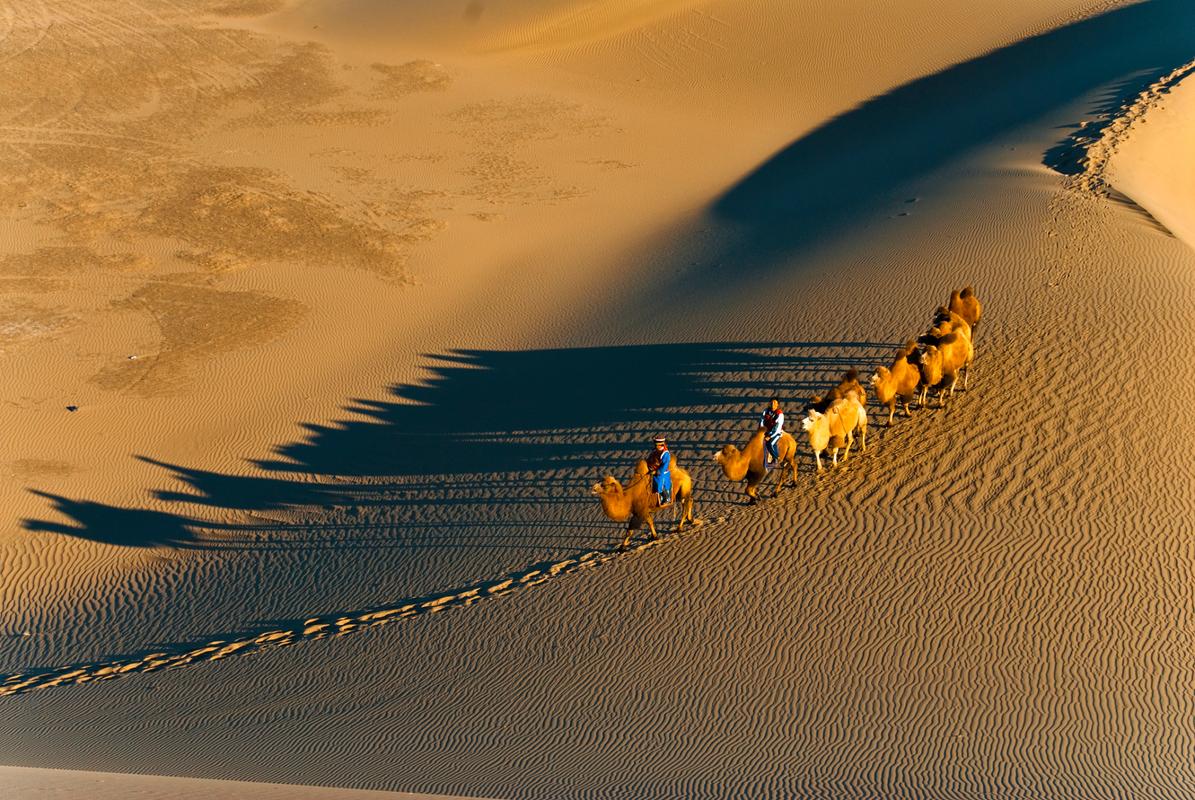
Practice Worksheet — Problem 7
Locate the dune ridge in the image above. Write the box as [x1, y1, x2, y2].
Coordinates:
[1104, 65, 1195, 246]
[1062, 58, 1195, 195]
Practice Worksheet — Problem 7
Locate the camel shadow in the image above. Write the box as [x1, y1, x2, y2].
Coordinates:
[22, 491, 203, 549]
[23, 340, 899, 548]
[253, 341, 897, 480]
[14, 340, 900, 672]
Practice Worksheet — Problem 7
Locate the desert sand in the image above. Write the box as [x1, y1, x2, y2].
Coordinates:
[0, 766, 485, 800]
[1, 1, 1194, 797]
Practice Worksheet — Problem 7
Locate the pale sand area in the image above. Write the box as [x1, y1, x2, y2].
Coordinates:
[1106, 63, 1195, 246]
[2, 1, 1195, 798]
[0, 766, 488, 800]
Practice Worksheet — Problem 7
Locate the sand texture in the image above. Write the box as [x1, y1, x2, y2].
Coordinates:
[0, 766, 487, 800]
[2, 1, 1194, 798]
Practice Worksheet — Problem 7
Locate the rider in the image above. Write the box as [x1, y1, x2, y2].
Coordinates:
[646, 434, 672, 507]
[759, 398, 784, 469]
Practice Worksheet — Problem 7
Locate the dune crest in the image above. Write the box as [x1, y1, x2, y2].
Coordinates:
[1105, 64, 1195, 246]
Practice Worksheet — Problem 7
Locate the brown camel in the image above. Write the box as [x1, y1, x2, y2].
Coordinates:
[871, 340, 920, 425]
[713, 427, 798, 502]
[804, 369, 869, 414]
[591, 458, 696, 551]
[949, 286, 983, 334]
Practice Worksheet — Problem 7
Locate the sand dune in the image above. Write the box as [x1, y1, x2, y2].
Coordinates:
[0, 766, 486, 800]
[2, 0, 1194, 797]
[1107, 65, 1195, 246]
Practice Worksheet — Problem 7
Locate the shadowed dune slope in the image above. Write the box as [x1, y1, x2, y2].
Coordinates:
[632, 0, 1195, 311]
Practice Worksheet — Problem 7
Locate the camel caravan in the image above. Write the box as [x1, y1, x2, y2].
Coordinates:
[592, 286, 983, 550]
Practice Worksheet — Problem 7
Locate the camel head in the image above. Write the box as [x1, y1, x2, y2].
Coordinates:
[590, 475, 621, 496]
[870, 368, 888, 386]
[801, 411, 822, 431]
[714, 444, 739, 465]
[921, 346, 943, 380]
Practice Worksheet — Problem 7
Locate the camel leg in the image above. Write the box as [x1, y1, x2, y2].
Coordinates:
[784, 445, 798, 486]
[770, 463, 784, 497]
[831, 447, 839, 467]
[768, 454, 787, 496]
[814, 451, 823, 472]
[887, 405, 895, 427]
[619, 525, 633, 551]
[646, 515, 659, 541]
[675, 495, 691, 532]
[860, 425, 867, 452]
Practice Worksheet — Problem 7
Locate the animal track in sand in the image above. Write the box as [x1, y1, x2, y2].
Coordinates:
[0, 537, 686, 697]
[1050, 59, 1195, 196]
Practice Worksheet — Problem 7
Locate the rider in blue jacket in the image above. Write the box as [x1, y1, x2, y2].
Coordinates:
[647, 434, 672, 506]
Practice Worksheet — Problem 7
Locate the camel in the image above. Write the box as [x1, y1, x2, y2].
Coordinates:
[713, 426, 798, 502]
[591, 458, 695, 551]
[916, 344, 945, 408]
[930, 307, 971, 338]
[916, 325, 972, 407]
[804, 369, 868, 414]
[949, 286, 983, 334]
[933, 308, 975, 390]
[830, 368, 868, 406]
[870, 341, 920, 425]
[933, 330, 973, 401]
[802, 390, 867, 471]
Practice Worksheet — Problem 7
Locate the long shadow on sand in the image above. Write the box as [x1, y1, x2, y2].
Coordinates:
[647, 0, 1195, 304]
[23, 341, 897, 548]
